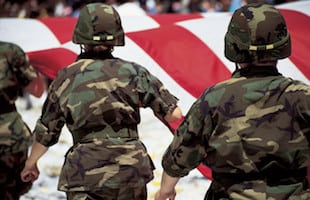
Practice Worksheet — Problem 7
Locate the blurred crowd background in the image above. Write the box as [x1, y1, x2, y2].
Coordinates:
[0, 0, 301, 18]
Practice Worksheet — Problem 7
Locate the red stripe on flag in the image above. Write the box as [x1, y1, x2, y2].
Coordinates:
[127, 25, 231, 98]
[39, 17, 77, 44]
[280, 9, 310, 80]
[28, 48, 76, 79]
[197, 164, 213, 179]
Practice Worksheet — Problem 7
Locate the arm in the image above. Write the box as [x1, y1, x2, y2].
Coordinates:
[156, 98, 209, 199]
[21, 79, 64, 182]
[136, 66, 181, 126]
[21, 141, 48, 182]
[155, 171, 179, 200]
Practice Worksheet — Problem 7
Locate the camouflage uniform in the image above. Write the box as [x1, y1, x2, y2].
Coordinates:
[162, 69, 310, 199]
[66, 185, 147, 200]
[26, 3, 178, 199]
[161, 4, 310, 200]
[33, 53, 178, 198]
[0, 41, 38, 199]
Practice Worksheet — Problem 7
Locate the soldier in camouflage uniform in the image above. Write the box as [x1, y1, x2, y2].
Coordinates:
[20, 3, 182, 200]
[155, 3, 310, 200]
[0, 41, 39, 199]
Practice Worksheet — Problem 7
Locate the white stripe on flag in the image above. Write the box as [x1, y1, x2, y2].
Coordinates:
[177, 13, 235, 73]
[0, 18, 60, 52]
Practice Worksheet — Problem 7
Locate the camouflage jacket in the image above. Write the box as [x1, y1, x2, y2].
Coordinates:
[33, 52, 178, 191]
[162, 66, 310, 199]
[0, 41, 37, 154]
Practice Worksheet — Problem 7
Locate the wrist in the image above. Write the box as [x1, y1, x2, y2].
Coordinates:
[25, 157, 37, 167]
[159, 187, 175, 196]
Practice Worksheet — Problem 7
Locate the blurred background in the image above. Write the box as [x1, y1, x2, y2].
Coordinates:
[0, 0, 300, 18]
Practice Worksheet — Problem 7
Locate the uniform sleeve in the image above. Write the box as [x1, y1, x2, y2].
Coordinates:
[295, 81, 310, 140]
[9, 43, 38, 87]
[162, 94, 213, 177]
[33, 83, 65, 147]
[136, 66, 178, 121]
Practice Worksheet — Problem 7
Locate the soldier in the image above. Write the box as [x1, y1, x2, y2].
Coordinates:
[155, 3, 310, 200]
[20, 2, 182, 200]
[0, 41, 41, 199]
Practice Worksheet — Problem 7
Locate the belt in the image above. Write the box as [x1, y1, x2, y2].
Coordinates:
[72, 126, 139, 144]
[213, 167, 307, 186]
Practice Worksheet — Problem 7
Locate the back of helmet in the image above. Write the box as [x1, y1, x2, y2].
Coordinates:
[224, 3, 291, 64]
[72, 3, 125, 47]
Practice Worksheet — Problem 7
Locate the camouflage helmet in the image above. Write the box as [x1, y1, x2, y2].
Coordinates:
[224, 3, 291, 63]
[72, 3, 125, 46]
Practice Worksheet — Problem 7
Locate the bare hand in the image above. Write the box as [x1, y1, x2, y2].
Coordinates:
[21, 160, 40, 182]
[154, 189, 176, 200]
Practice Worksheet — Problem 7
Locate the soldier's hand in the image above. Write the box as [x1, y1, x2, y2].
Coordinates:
[21, 160, 40, 182]
[21, 171, 37, 182]
[154, 189, 176, 200]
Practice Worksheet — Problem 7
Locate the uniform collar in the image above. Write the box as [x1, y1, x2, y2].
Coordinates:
[232, 65, 282, 78]
[76, 50, 114, 60]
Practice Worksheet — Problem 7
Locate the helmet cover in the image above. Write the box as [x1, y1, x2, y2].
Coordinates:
[224, 3, 291, 63]
[72, 3, 125, 46]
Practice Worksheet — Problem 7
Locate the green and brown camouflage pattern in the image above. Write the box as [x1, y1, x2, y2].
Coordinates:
[72, 3, 125, 46]
[224, 4, 291, 63]
[0, 112, 33, 153]
[33, 57, 178, 191]
[0, 41, 37, 154]
[162, 71, 310, 199]
[66, 185, 147, 200]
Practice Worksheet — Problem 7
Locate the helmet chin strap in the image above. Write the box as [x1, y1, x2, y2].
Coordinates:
[236, 61, 277, 69]
[235, 63, 239, 70]
[80, 45, 86, 54]
[231, 63, 240, 76]
[79, 44, 114, 54]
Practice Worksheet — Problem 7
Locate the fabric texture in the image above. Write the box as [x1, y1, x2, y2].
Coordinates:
[162, 67, 310, 199]
[33, 51, 178, 192]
